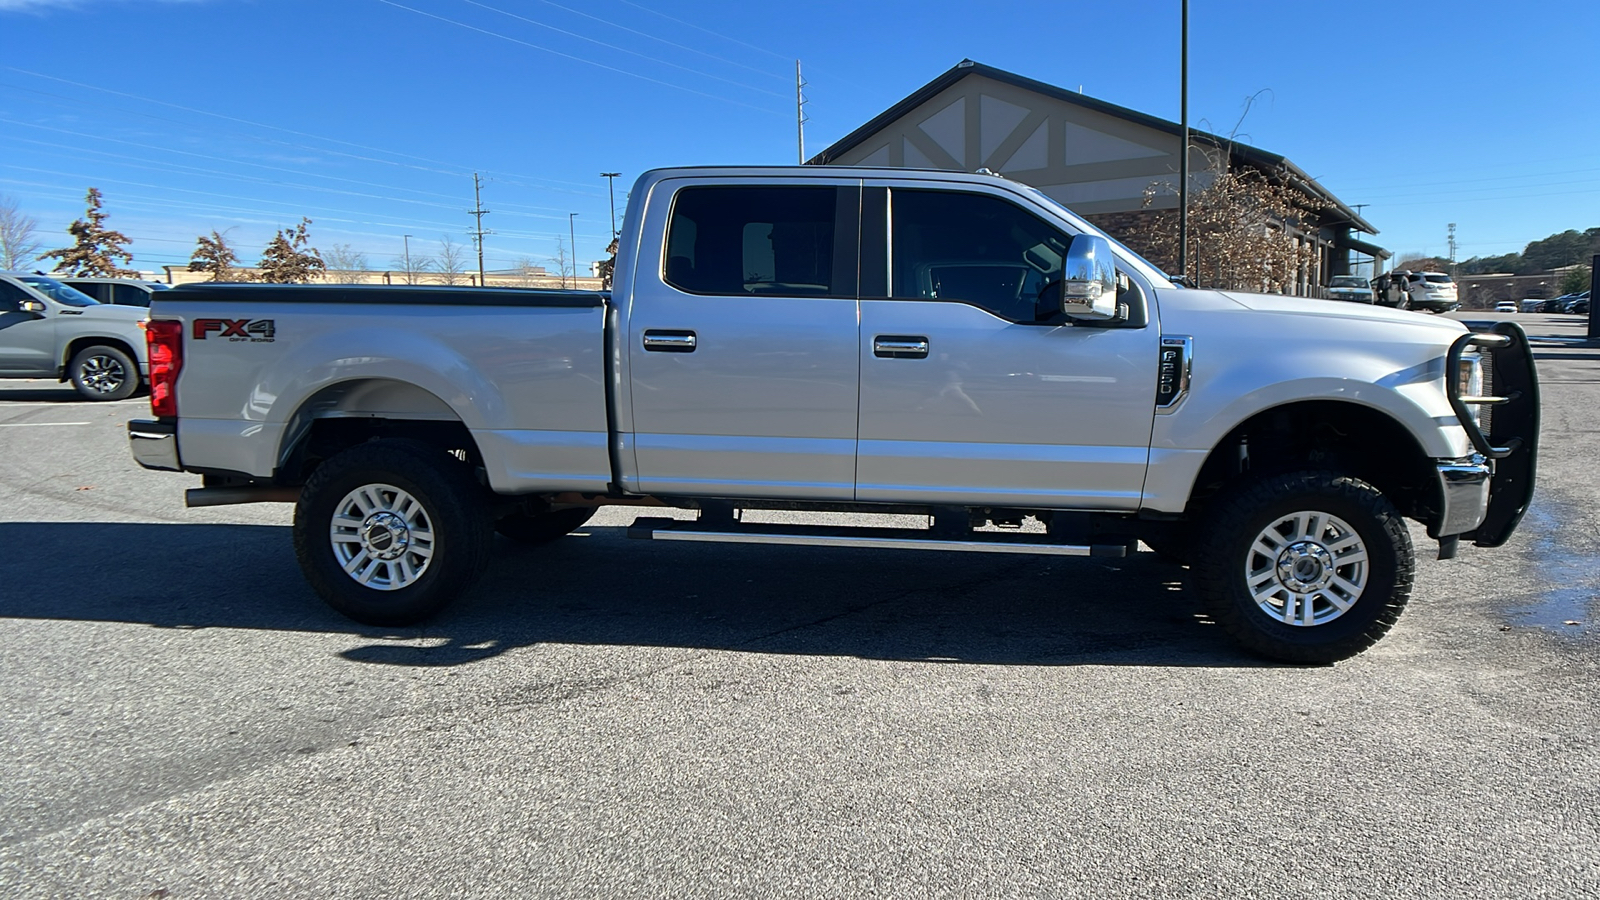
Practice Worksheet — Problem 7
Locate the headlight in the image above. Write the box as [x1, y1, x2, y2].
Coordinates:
[1456, 354, 1484, 426]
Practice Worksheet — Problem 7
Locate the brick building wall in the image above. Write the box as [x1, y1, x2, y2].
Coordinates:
[1083, 209, 1172, 273]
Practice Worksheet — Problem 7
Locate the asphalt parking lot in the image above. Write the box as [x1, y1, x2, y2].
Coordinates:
[2, 311, 1597, 899]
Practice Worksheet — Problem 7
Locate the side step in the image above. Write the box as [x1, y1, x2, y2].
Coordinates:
[626, 517, 1130, 557]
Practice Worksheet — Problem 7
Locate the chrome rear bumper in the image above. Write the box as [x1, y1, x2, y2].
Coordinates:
[128, 419, 180, 471]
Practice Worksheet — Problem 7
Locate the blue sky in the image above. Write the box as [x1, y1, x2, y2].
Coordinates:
[2, 0, 1596, 276]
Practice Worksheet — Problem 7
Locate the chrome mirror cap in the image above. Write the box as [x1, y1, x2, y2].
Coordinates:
[1060, 234, 1119, 321]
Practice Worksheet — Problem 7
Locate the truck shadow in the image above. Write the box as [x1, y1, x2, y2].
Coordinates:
[0, 521, 1265, 669]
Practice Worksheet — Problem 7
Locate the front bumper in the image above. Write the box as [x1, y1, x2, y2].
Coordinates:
[1435, 459, 1491, 537]
[128, 419, 181, 471]
[1444, 322, 1540, 547]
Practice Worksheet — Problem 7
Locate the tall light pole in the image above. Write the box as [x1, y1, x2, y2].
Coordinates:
[403, 234, 413, 285]
[601, 172, 621, 237]
[568, 213, 579, 289]
[1177, 0, 1189, 285]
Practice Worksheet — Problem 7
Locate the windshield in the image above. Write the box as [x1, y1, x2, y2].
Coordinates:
[17, 275, 98, 307]
[148, 282, 171, 291]
[1330, 276, 1367, 288]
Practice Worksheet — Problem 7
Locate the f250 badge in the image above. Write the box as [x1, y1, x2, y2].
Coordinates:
[193, 318, 276, 343]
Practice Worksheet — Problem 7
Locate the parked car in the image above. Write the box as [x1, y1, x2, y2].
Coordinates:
[1495, 301, 1517, 313]
[1571, 292, 1591, 314]
[1325, 275, 1374, 303]
[126, 165, 1541, 664]
[0, 271, 149, 399]
[1403, 272, 1460, 313]
[1518, 298, 1545, 313]
[57, 277, 171, 308]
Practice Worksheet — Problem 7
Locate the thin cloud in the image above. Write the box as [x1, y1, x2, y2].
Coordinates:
[0, 0, 211, 11]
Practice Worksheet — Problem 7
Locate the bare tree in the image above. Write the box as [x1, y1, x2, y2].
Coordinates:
[257, 218, 326, 284]
[550, 237, 572, 288]
[1127, 151, 1323, 295]
[390, 248, 432, 285]
[435, 236, 468, 285]
[0, 194, 43, 270]
[323, 243, 369, 283]
[598, 236, 619, 290]
[188, 230, 246, 281]
[40, 187, 138, 277]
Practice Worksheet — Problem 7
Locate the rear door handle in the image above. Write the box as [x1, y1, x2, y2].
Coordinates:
[873, 335, 929, 359]
[642, 330, 697, 352]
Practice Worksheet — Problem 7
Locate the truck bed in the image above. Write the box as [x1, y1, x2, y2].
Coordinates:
[156, 284, 615, 495]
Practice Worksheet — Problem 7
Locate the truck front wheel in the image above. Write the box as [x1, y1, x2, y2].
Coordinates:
[1193, 470, 1414, 664]
[293, 439, 492, 626]
[69, 344, 140, 401]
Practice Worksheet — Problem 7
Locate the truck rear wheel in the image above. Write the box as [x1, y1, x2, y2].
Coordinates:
[69, 344, 139, 401]
[1193, 470, 1413, 664]
[495, 507, 595, 544]
[293, 439, 492, 626]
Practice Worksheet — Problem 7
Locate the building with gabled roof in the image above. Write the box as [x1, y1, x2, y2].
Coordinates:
[809, 60, 1388, 295]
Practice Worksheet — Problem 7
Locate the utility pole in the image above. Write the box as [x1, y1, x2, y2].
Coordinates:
[795, 59, 808, 164]
[601, 172, 621, 237]
[469, 172, 491, 285]
[1447, 222, 1458, 275]
[568, 212, 578, 289]
[1177, 0, 1189, 285]
[403, 234, 412, 285]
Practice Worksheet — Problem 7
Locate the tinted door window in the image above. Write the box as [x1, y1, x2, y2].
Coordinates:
[112, 284, 152, 306]
[73, 282, 109, 302]
[0, 281, 27, 312]
[664, 186, 844, 296]
[891, 189, 1070, 323]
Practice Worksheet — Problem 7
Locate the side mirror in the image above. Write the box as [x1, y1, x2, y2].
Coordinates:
[1060, 234, 1119, 321]
[19, 298, 46, 316]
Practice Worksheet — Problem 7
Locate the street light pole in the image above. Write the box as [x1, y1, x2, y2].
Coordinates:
[568, 213, 578, 289]
[601, 172, 621, 237]
[1177, 0, 1189, 284]
[403, 234, 413, 285]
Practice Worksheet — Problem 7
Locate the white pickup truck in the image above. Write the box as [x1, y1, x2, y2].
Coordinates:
[127, 167, 1539, 663]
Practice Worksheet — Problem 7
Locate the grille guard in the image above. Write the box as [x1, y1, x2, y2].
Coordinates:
[1446, 322, 1540, 547]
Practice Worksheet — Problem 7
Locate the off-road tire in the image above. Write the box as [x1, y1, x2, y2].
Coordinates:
[1193, 470, 1413, 664]
[294, 439, 493, 626]
[495, 507, 595, 544]
[69, 344, 140, 401]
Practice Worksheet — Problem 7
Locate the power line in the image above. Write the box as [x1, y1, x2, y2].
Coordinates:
[371, 0, 785, 116]
[458, 0, 787, 99]
[535, 0, 788, 83]
[613, 0, 790, 61]
[0, 73, 605, 194]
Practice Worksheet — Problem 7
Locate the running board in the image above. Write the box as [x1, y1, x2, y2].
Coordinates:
[626, 517, 1128, 557]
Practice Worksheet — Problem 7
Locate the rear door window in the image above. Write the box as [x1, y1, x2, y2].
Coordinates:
[664, 186, 851, 297]
[112, 284, 151, 306]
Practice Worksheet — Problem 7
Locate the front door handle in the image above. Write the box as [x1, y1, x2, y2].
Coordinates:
[642, 330, 697, 352]
[873, 335, 929, 359]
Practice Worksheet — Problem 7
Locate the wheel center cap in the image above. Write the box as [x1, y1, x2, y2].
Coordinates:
[1276, 541, 1335, 592]
[361, 512, 410, 560]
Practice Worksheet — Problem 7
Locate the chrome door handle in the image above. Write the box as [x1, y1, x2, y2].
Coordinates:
[642, 330, 697, 352]
[873, 335, 929, 359]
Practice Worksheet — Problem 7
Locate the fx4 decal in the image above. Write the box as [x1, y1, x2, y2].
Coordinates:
[193, 318, 276, 343]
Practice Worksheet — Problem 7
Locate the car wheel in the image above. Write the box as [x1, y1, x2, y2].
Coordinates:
[69, 344, 139, 401]
[496, 507, 596, 544]
[1193, 470, 1413, 664]
[293, 439, 493, 626]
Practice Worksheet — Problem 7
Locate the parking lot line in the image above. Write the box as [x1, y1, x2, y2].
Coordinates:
[0, 421, 92, 427]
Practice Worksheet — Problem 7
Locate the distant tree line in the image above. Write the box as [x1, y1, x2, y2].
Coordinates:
[1457, 227, 1600, 276]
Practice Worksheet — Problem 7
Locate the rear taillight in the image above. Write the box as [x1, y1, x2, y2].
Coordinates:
[147, 320, 184, 418]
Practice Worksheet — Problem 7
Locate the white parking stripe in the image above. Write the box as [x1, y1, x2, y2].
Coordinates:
[0, 421, 92, 427]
